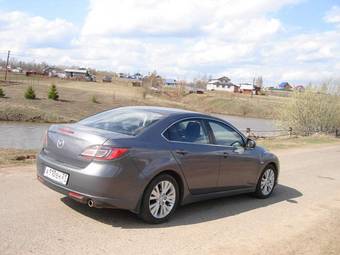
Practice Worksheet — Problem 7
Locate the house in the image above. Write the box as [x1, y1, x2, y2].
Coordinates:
[11, 67, 23, 73]
[119, 73, 127, 78]
[43, 66, 63, 77]
[64, 68, 96, 81]
[132, 73, 143, 80]
[278, 82, 293, 90]
[239, 83, 255, 95]
[295, 85, 305, 92]
[56, 72, 66, 79]
[206, 76, 239, 92]
[164, 79, 177, 87]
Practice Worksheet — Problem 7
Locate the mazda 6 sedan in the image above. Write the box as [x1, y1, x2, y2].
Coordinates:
[37, 106, 279, 223]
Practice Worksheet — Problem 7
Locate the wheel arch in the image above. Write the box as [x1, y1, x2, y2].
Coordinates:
[135, 169, 185, 214]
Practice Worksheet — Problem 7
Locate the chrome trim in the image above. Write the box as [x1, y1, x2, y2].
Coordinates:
[160, 116, 247, 149]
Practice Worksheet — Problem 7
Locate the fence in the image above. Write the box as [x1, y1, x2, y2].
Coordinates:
[0, 70, 43, 87]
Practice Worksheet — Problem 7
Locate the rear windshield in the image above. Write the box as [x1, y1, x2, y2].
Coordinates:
[78, 109, 163, 136]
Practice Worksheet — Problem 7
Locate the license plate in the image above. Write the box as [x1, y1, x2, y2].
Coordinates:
[44, 167, 69, 185]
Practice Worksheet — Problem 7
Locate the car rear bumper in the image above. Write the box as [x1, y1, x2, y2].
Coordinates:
[36, 151, 145, 213]
[37, 175, 121, 208]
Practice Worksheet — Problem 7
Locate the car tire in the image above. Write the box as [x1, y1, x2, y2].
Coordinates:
[254, 165, 277, 199]
[139, 174, 179, 224]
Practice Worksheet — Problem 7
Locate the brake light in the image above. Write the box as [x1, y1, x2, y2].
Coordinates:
[58, 127, 74, 134]
[68, 192, 84, 200]
[80, 146, 128, 160]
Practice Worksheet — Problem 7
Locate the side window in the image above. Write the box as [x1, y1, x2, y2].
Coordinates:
[164, 119, 209, 144]
[208, 121, 244, 146]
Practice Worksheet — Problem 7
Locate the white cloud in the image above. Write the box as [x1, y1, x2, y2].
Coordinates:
[324, 5, 340, 24]
[75, 0, 299, 80]
[81, 0, 294, 38]
[2, 1, 340, 85]
[0, 11, 76, 51]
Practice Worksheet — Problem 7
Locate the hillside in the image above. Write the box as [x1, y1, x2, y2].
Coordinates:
[0, 74, 287, 123]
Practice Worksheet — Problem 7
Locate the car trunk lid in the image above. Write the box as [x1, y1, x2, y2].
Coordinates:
[45, 124, 130, 168]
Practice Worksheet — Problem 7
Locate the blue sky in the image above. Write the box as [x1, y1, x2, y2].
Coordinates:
[276, 0, 339, 32]
[0, 0, 340, 84]
[0, 0, 88, 25]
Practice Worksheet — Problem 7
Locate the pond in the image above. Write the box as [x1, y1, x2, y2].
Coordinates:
[0, 115, 276, 149]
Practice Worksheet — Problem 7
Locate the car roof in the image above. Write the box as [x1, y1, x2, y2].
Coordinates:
[115, 106, 235, 125]
[118, 106, 201, 116]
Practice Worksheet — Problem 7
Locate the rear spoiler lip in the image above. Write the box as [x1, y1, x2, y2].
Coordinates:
[48, 124, 134, 141]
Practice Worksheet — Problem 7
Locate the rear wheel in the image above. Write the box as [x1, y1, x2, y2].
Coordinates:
[254, 166, 276, 198]
[139, 174, 179, 224]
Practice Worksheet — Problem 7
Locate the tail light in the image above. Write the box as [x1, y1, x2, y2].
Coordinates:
[80, 145, 128, 160]
[43, 130, 48, 148]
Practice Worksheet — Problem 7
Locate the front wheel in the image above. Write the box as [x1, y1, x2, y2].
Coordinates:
[254, 166, 276, 198]
[139, 174, 179, 224]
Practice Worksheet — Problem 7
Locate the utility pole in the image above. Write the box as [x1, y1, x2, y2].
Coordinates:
[4, 50, 10, 81]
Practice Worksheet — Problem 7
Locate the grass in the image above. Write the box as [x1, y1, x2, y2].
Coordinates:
[0, 149, 37, 167]
[257, 134, 340, 150]
[0, 71, 288, 123]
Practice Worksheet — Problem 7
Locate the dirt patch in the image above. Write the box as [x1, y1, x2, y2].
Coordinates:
[0, 149, 37, 168]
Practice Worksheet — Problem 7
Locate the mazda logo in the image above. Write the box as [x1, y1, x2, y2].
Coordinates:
[56, 138, 65, 149]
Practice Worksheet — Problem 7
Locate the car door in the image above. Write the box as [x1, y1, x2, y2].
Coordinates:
[163, 118, 220, 195]
[206, 120, 260, 190]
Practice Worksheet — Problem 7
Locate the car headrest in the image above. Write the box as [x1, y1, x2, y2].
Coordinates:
[185, 122, 201, 142]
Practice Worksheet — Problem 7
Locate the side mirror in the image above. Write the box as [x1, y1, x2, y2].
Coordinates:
[246, 139, 256, 149]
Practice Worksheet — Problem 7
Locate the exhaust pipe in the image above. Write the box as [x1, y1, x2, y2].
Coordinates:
[87, 199, 95, 208]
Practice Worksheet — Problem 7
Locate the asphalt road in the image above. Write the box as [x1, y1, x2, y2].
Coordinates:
[1, 145, 340, 255]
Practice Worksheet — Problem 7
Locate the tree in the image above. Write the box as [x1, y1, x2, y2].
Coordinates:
[24, 86, 36, 99]
[142, 71, 164, 97]
[48, 84, 59, 100]
[0, 88, 5, 98]
[278, 85, 340, 135]
[254, 76, 263, 88]
[91, 95, 99, 103]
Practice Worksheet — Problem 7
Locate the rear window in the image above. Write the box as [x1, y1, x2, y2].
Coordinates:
[78, 109, 163, 136]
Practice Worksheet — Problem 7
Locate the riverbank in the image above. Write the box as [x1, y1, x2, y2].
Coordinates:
[0, 149, 37, 168]
[256, 134, 340, 150]
[1, 135, 338, 167]
[0, 78, 287, 123]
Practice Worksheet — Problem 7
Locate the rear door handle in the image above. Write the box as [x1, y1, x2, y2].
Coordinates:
[175, 150, 188, 156]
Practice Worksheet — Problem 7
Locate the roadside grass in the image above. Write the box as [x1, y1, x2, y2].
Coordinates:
[0, 75, 287, 123]
[0, 149, 37, 167]
[257, 135, 340, 150]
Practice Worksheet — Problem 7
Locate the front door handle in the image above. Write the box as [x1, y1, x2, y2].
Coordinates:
[175, 150, 188, 156]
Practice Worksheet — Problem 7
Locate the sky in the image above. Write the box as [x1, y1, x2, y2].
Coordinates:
[0, 0, 340, 85]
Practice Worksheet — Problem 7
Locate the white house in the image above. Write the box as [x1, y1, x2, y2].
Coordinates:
[239, 83, 255, 94]
[206, 77, 239, 92]
[164, 79, 177, 87]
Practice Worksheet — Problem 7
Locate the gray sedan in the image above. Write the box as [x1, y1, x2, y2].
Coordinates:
[37, 106, 279, 223]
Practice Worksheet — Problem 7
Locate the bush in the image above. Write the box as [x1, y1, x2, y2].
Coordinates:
[48, 84, 59, 100]
[91, 95, 99, 103]
[24, 86, 36, 100]
[278, 85, 340, 135]
[0, 88, 5, 98]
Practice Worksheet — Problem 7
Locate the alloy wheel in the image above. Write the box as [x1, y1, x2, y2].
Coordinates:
[260, 168, 275, 195]
[149, 180, 176, 219]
